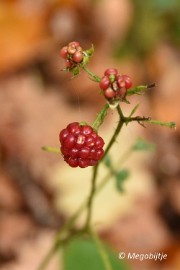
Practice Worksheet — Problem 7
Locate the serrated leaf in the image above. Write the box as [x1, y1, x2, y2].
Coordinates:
[115, 169, 130, 192]
[132, 138, 155, 151]
[63, 237, 129, 270]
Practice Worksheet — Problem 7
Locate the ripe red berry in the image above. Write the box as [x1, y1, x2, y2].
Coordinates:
[68, 41, 80, 47]
[65, 59, 73, 68]
[117, 75, 132, 89]
[59, 122, 105, 168]
[99, 76, 110, 90]
[60, 46, 68, 59]
[104, 68, 118, 76]
[104, 88, 116, 99]
[73, 51, 83, 63]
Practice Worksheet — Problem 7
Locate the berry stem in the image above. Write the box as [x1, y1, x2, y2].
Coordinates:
[82, 66, 101, 82]
[102, 104, 125, 160]
[41, 146, 60, 154]
[91, 103, 109, 132]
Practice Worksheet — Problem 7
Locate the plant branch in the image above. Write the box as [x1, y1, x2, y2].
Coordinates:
[82, 66, 101, 82]
[85, 164, 99, 229]
[102, 105, 125, 160]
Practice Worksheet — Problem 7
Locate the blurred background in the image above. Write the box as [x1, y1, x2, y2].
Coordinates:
[0, 0, 179, 269]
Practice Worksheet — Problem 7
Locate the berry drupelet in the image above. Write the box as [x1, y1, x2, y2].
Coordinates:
[59, 122, 105, 168]
[99, 68, 132, 101]
[60, 41, 84, 69]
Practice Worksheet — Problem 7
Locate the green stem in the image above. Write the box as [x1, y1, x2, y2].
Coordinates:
[85, 104, 125, 229]
[90, 229, 113, 270]
[92, 103, 109, 131]
[85, 164, 99, 229]
[102, 105, 125, 160]
[82, 66, 101, 82]
[37, 240, 61, 270]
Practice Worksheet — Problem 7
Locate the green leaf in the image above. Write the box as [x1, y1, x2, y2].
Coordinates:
[72, 67, 80, 77]
[85, 44, 94, 57]
[115, 169, 130, 192]
[104, 155, 112, 168]
[127, 84, 155, 96]
[132, 138, 156, 151]
[126, 85, 148, 96]
[125, 104, 139, 125]
[63, 237, 129, 270]
[146, 119, 176, 129]
[128, 104, 139, 118]
[82, 45, 94, 66]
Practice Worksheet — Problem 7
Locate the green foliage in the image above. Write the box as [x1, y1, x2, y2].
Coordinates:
[132, 137, 155, 151]
[63, 237, 130, 270]
[113, 0, 180, 58]
[147, 120, 176, 129]
[115, 169, 130, 193]
[104, 155, 112, 167]
[83, 45, 94, 65]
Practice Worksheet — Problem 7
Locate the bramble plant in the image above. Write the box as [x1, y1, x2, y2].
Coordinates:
[40, 41, 176, 270]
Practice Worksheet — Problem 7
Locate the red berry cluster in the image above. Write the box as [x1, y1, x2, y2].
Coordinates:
[59, 122, 105, 168]
[60, 41, 84, 69]
[99, 68, 132, 100]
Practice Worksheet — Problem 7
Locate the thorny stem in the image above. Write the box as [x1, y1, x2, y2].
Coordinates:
[39, 61, 176, 269]
[84, 104, 125, 229]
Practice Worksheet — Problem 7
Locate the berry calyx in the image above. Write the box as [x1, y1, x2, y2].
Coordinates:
[59, 122, 105, 168]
